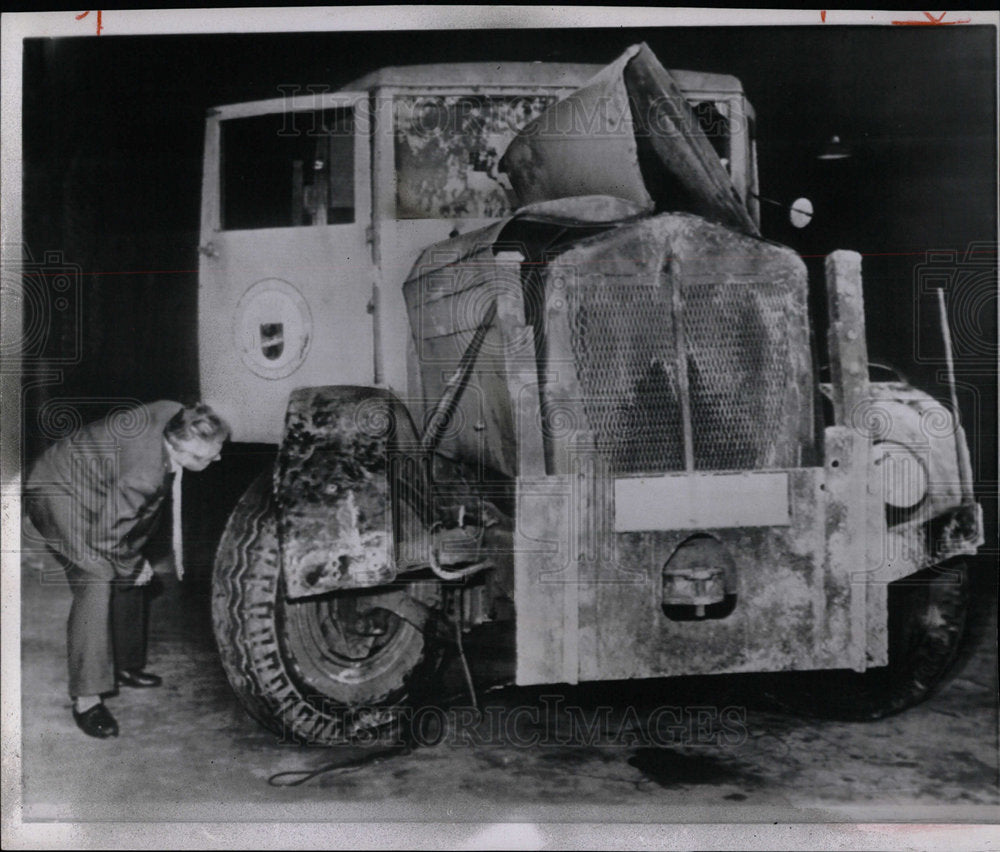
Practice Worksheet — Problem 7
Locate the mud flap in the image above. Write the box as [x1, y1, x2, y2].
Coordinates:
[275, 386, 432, 599]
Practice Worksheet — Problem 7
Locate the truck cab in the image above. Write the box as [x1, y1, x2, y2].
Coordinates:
[198, 60, 759, 442]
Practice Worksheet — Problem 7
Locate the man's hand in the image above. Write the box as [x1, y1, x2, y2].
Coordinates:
[133, 560, 154, 586]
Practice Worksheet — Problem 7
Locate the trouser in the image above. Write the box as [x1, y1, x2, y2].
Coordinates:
[51, 550, 149, 698]
[24, 493, 151, 698]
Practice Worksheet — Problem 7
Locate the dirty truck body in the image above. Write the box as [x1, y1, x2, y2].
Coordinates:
[200, 45, 982, 743]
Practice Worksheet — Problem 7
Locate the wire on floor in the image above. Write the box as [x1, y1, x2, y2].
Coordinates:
[267, 742, 412, 787]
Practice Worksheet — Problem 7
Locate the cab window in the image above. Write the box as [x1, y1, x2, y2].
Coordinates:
[221, 107, 354, 230]
[690, 100, 731, 172]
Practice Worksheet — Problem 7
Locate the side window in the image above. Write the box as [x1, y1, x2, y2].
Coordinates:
[690, 100, 731, 173]
[221, 107, 354, 230]
[393, 95, 555, 219]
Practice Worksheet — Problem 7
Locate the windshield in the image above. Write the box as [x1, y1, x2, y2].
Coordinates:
[394, 94, 555, 219]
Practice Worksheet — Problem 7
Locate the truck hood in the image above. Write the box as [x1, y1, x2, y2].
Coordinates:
[406, 194, 648, 280]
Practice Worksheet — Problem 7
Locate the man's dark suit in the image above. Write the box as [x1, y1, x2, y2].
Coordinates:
[24, 400, 183, 697]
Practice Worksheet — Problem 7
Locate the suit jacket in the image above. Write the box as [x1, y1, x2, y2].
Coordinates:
[25, 400, 183, 580]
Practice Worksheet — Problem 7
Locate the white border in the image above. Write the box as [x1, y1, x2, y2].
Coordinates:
[2, 7, 998, 851]
[1, 8, 997, 38]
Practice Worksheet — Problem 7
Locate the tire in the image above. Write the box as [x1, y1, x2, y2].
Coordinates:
[780, 560, 971, 721]
[212, 471, 443, 744]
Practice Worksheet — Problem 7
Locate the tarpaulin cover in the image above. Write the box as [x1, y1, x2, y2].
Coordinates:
[501, 43, 758, 235]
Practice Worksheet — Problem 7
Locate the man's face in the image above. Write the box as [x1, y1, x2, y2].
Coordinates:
[167, 436, 224, 471]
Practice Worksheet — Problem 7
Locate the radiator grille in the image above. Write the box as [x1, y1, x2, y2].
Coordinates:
[684, 282, 792, 471]
[569, 278, 685, 473]
[568, 275, 796, 474]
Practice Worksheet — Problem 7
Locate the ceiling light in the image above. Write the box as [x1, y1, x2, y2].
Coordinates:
[818, 135, 852, 161]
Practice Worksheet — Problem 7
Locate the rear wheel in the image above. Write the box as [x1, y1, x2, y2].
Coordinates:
[781, 561, 970, 721]
[212, 472, 443, 744]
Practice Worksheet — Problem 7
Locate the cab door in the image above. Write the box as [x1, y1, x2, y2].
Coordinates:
[198, 92, 373, 443]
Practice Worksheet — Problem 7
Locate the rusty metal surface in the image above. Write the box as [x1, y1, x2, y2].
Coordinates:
[869, 500, 985, 592]
[823, 253, 876, 672]
[825, 251, 870, 427]
[538, 213, 812, 476]
[402, 197, 643, 479]
[514, 460, 861, 683]
[501, 43, 757, 234]
[402, 210, 854, 683]
[513, 474, 580, 686]
[275, 386, 429, 598]
[816, 377, 983, 590]
[823, 426, 873, 673]
[403, 239, 521, 478]
[934, 501, 986, 559]
[574, 467, 853, 681]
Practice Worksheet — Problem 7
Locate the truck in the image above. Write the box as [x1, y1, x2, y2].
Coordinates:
[198, 43, 984, 745]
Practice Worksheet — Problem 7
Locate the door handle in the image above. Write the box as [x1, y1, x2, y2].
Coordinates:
[198, 241, 218, 258]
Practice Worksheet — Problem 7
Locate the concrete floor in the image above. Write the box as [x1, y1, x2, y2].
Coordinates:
[13, 539, 999, 835]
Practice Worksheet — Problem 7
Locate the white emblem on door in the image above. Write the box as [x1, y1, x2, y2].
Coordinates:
[234, 279, 312, 379]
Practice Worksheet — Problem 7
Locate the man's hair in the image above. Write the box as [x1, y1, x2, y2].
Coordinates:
[164, 403, 230, 444]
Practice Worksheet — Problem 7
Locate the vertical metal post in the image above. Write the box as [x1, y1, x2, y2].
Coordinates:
[936, 288, 961, 419]
[825, 250, 869, 425]
[368, 89, 385, 386]
[370, 282, 383, 385]
[936, 288, 974, 502]
[823, 249, 873, 672]
[667, 259, 695, 471]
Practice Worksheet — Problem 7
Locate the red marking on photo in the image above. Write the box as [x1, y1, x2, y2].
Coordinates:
[74, 10, 103, 35]
[892, 11, 970, 26]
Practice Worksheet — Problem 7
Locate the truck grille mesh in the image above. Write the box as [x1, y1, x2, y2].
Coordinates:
[568, 280, 685, 473]
[684, 282, 792, 471]
[568, 275, 794, 473]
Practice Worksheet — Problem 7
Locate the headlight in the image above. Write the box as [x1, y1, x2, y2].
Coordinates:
[872, 441, 929, 509]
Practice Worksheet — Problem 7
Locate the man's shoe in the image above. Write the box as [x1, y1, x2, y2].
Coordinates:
[72, 703, 119, 738]
[116, 669, 162, 688]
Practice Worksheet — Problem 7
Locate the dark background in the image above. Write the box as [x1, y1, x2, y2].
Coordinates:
[20, 26, 998, 566]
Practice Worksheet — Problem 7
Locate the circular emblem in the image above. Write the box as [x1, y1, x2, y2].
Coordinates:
[234, 279, 312, 379]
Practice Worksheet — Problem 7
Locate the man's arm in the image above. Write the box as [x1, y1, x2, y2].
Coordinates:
[90, 476, 164, 579]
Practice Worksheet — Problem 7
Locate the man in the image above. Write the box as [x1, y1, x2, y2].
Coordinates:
[24, 401, 229, 738]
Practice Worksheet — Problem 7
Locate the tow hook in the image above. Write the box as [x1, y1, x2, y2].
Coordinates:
[662, 564, 726, 618]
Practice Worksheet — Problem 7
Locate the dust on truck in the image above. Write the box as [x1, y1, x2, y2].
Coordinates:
[198, 44, 984, 744]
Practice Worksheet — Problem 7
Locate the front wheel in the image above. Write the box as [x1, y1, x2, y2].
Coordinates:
[780, 561, 970, 721]
[211, 472, 444, 744]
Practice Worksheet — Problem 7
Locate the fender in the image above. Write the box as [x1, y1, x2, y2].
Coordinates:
[837, 382, 971, 520]
[821, 380, 983, 573]
[863, 383, 984, 561]
[274, 386, 432, 599]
